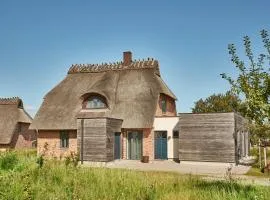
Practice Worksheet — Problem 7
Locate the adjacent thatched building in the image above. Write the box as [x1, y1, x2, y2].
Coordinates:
[31, 52, 177, 161]
[0, 97, 36, 150]
[178, 113, 249, 164]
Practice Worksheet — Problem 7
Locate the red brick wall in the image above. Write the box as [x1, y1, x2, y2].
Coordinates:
[36, 128, 154, 161]
[13, 123, 36, 149]
[155, 94, 176, 117]
[142, 128, 154, 160]
[37, 130, 77, 159]
[122, 129, 127, 159]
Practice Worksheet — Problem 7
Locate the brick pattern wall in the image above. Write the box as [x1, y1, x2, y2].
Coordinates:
[37, 130, 77, 159]
[13, 123, 36, 149]
[155, 94, 176, 117]
[122, 130, 127, 159]
[142, 128, 154, 160]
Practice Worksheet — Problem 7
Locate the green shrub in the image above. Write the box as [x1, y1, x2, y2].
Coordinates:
[64, 152, 79, 167]
[36, 155, 44, 168]
[0, 151, 19, 170]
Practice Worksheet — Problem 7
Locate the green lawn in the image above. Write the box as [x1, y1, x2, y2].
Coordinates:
[0, 150, 269, 200]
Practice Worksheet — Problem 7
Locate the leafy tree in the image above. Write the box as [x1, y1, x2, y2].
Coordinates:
[221, 29, 270, 141]
[192, 91, 246, 114]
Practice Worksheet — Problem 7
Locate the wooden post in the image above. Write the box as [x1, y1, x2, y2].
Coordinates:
[81, 119, 84, 164]
[264, 146, 267, 167]
[259, 139, 261, 169]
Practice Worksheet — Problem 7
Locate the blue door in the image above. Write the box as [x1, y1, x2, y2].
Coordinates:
[155, 131, 167, 159]
[114, 132, 121, 159]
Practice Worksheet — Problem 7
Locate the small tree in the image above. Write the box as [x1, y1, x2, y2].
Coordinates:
[192, 91, 246, 114]
[221, 29, 270, 141]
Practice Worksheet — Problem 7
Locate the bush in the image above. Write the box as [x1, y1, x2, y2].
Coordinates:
[64, 152, 79, 167]
[0, 151, 19, 170]
[36, 155, 44, 168]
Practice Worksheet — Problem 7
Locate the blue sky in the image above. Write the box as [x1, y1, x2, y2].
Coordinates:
[0, 0, 269, 116]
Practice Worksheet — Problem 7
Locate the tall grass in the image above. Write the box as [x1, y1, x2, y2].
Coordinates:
[0, 151, 18, 170]
[0, 150, 269, 200]
[250, 146, 270, 168]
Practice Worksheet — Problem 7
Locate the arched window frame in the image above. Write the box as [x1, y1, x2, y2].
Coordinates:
[82, 93, 108, 109]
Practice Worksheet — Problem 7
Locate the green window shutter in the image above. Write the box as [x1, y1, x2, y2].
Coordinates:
[161, 97, 167, 113]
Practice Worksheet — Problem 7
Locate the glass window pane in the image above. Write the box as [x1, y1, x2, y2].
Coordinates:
[85, 96, 106, 109]
[161, 98, 166, 113]
[173, 131, 179, 139]
[60, 131, 69, 148]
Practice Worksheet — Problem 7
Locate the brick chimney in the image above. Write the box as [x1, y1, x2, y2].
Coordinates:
[123, 51, 132, 66]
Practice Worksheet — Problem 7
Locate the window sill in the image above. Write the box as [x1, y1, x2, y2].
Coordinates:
[60, 147, 69, 150]
[80, 108, 108, 112]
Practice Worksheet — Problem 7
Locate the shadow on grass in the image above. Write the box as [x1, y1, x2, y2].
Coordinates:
[194, 180, 256, 193]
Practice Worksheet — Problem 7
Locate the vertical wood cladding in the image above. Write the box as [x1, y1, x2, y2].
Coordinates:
[179, 113, 245, 163]
[77, 118, 122, 162]
[234, 113, 249, 163]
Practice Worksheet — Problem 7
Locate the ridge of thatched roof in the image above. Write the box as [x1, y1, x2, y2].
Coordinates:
[0, 97, 23, 107]
[31, 53, 177, 130]
[68, 58, 160, 76]
[0, 97, 32, 144]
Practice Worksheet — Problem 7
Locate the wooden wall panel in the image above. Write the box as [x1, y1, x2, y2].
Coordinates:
[178, 113, 236, 163]
[77, 118, 122, 162]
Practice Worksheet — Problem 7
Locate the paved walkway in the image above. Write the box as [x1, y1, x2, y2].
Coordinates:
[83, 160, 250, 175]
[83, 160, 270, 186]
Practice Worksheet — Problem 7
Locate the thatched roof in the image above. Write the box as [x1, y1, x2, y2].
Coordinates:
[0, 97, 32, 144]
[31, 55, 176, 130]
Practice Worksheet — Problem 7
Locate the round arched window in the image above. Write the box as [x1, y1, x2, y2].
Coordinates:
[83, 94, 107, 109]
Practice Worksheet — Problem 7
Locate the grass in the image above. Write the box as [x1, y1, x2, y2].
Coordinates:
[250, 147, 270, 169]
[246, 147, 270, 178]
[0, 150, 270, 200]
[246, 167, 270, 177]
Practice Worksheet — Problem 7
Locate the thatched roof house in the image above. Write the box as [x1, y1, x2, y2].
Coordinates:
[31, 52, 250, 163]
[0, 97, 35, 149]
[32, 52, 177, 161]
[31, 55, 176, 130]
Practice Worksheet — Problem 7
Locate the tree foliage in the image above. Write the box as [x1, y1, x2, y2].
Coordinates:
[192, 91, 246, 114]
[221, 29, 270, 140]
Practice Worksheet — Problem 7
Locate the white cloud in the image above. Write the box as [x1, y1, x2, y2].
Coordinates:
[24, 104, 37, 117]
